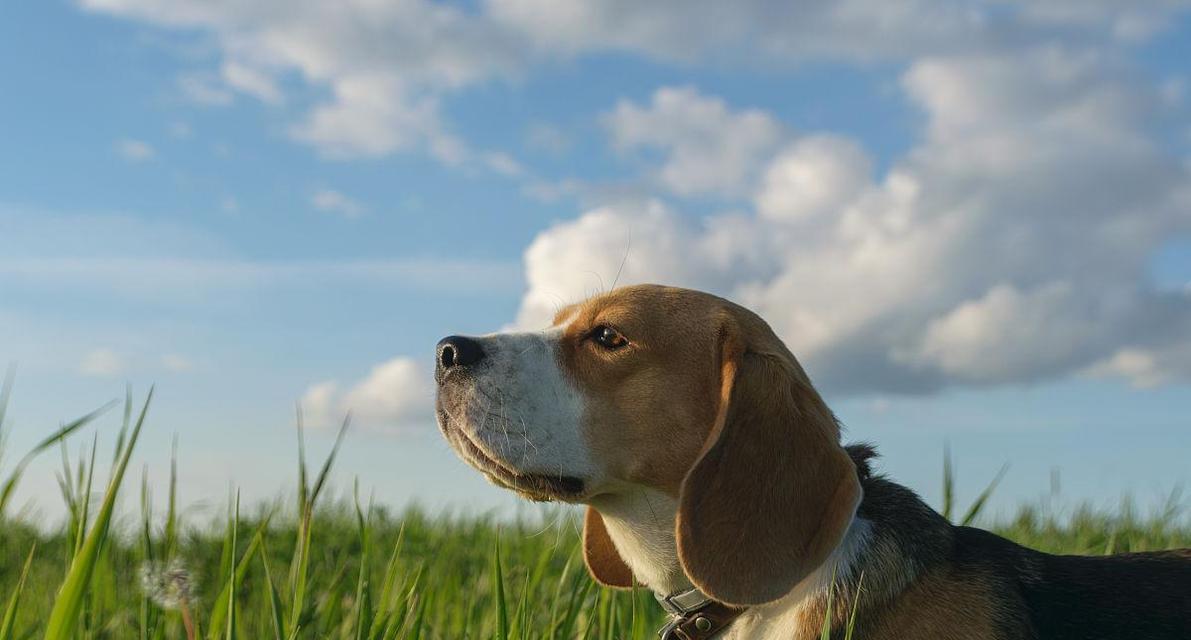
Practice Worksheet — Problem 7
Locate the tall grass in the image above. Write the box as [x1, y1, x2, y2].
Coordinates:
[0, 385, 1186, 639]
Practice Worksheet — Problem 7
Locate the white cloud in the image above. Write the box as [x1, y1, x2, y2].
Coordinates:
[899, 283, 1108, 383]
[177, 72, 234, 106]
[515, 47, 1191, 394]
[289, 74, 441, 159]
[0, 256, 521, 299]
[221, 61, 283, 104]
[82, 0, 525, 162]
[82, 0, 1190, 171]
[301, 357, 434, 433]
[311, 188, 365, 218]
[996, 0, 1191, 42]
[755, 135, 872, 222]
[76, 0, 1191, 395]
[0, 207, 520, 302]
[161, 354, 193, 372]
[488, 0, 990, 61]
[515, 201, 776, 328]
[78, 348, 125, 377]
[115, 138, 155, 161]
[482, 151, 525, 177]
[525, 123, 571, 154]
[299, 380, 340, 428]
[603, 86, 785, 197]
[168, 121, 192, 138]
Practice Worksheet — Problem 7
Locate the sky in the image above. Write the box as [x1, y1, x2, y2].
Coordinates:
[2, 0, 1190, 525]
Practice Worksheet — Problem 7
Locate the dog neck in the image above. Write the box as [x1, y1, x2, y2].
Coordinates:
[590, 488, 691, 595]
[589, 487, 872, 606]
[589, 446, 959, 638]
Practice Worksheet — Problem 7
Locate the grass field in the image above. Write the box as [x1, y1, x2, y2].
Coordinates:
[1, 387, 1188, 640]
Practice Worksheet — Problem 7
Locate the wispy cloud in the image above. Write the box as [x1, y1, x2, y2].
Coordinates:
[221, 61, 283, 104]
[78, 348, 125, 376]
[177, 72, 233, 106]
[115, 138, 155, 161]
[0, 256, 522, 296]
[311, 188, 365, 218]
[161, 354, 194, 372]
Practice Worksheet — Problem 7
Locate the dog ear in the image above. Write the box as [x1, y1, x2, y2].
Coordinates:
[583, 507, 634, 588]
[675, 312, 861, 606]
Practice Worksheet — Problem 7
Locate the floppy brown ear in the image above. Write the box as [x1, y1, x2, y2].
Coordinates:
[583, 507, 634, 588]
[675, 317, 861, 606]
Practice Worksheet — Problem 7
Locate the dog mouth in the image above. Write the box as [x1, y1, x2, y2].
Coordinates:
[438, 409, 586, 502]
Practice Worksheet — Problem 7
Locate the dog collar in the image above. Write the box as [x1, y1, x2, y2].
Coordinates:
[656, 587, 745, 639]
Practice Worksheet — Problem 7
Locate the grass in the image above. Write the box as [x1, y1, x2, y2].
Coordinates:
[0, 386, 1187, 639]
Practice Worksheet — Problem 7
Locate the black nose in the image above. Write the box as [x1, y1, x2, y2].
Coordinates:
[437, 335, 485, 370]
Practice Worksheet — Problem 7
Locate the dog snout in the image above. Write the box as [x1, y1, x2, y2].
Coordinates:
[436, 335, 485, 375]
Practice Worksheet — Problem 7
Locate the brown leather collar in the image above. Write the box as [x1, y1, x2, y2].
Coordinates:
[656, 588, 746, 639]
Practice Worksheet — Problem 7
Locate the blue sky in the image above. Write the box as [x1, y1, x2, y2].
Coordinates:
[2, 0, 1190, 524]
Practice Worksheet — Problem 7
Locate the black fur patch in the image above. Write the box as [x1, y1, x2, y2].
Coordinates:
[837, 442, 1191, 639]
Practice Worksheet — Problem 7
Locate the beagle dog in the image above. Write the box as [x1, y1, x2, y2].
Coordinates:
[434, 284, 1191, 639]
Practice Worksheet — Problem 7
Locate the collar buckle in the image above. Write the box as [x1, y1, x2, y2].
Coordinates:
[655, 587, 712, 616]
[656, 587, 717, 639]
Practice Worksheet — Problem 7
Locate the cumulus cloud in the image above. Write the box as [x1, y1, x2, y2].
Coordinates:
[515, 47, 1191, 394]
[82, 0, 525, 162]
[997, 0, 1191, 42]
[82, 0, 1190, 169]
[488, 0, 992, 61]
[83, 0, 1191, 397]
[603, 86, 785, 197]
[301, 357, 434, 433]
[755, 135, 872, 222]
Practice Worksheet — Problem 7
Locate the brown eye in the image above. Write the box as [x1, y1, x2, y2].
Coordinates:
[590, 325, 629, 350]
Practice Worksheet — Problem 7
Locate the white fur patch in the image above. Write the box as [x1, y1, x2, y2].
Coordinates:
[443, 326, 599, 484]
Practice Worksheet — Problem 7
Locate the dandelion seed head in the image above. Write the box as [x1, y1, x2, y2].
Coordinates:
[140, 559, 197, 610]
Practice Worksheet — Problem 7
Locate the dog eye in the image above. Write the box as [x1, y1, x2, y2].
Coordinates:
[590, 325, 629, 350]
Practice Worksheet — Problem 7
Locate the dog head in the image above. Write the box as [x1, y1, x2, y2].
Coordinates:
[435, 284, 860, 605]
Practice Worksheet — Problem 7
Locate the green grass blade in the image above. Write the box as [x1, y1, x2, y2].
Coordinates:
[224, 493, 240, 640]
[844, 571, 865, 640]
[352, 482, 373, 640]
[43, 387, 152, 640]
[165, 435, 179, 557]
[309, 416, 350, 507]
[492, 534, 509, 640]
[942, 441, 954, 522]
[258, 539, 286, 640]
[0, 401, 114, 519]
[0, 544, 36, 640]
[960, 464, 1010, 526]
[139, 468, 156, 640]
[112, 384, 132, 466]
[73, 434, 98, 557]
[295, 405, 308, 514]
[819, 564, 839, 640]
[207, 512, 270, 640]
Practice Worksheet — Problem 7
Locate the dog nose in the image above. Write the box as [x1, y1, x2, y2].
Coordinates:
[437, 335, 485, 370]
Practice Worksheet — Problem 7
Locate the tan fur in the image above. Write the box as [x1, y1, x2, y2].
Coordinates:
[556, 287, 724, 494]
[555, 285, 860, 607]
[861, 568, 1000, 640]
[582, 507, 634, 588]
